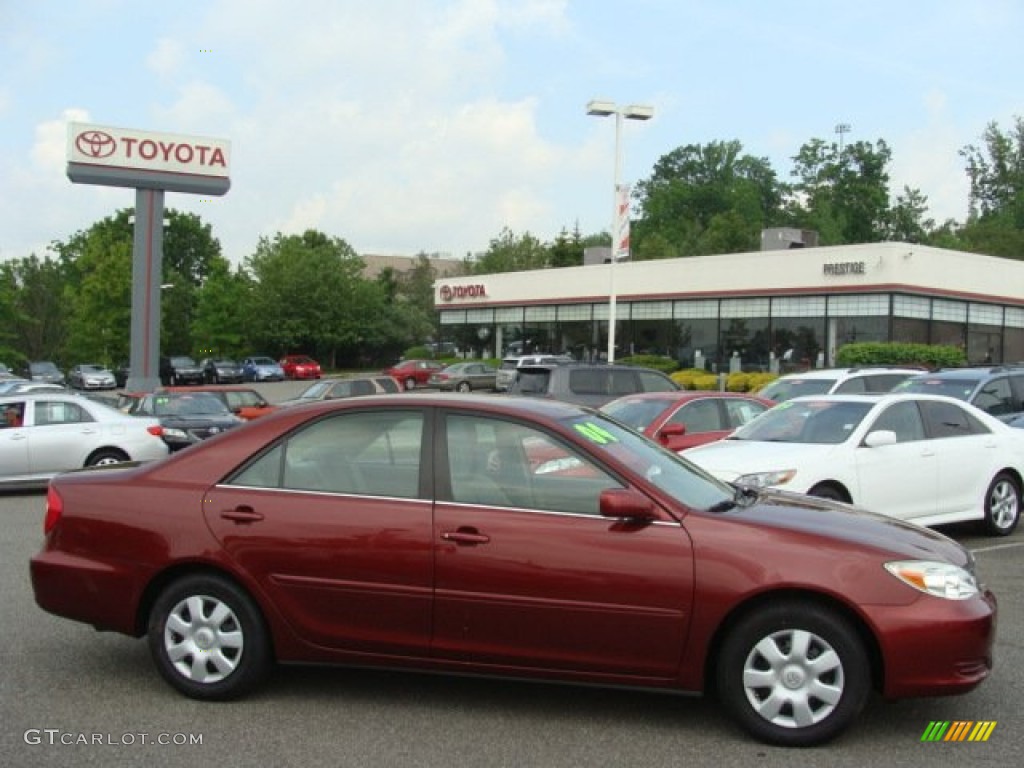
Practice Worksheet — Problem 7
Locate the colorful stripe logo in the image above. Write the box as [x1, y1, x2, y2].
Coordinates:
[921, 721, 997, 742]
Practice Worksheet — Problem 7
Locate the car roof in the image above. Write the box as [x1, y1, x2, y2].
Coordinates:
[605, 391, 771, 403]
[773, 366, 923, 381]
[910, 366, 1022, 379]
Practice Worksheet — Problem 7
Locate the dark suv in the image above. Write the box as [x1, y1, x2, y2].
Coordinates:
[508, 363, 679, 407]
[159, 356, 204, 386]
[893, 365, 1024, 423]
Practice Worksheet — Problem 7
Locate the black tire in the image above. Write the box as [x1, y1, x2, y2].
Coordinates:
[404, 377, 417, 391]
[85, 448, 129, 467]
[147, 573, 270, 700]
[456, 381, 472, 393]
[807, 483, 849, 503]
[983, 472, 1020, 536]
[717, 601, 870, 747]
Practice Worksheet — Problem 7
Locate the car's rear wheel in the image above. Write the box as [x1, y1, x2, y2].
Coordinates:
[456, 381, 472, 393]
[404, 377, 417, 391]
[147, 574, 270, 700]
[85, 448, 129, 467]
[983, 472, 1020, 536]
[717, 601, 870, 747]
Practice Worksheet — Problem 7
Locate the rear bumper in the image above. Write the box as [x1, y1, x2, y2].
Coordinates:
[30, 550, 144, 635]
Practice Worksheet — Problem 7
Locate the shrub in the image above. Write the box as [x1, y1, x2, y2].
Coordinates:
[670, 368, 708, 389]
[835, 342, 964, 369]
[618, 355, 680, 374]
[403, 345, 433, 360]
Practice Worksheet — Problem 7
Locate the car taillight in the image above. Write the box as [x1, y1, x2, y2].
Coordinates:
[147, 425, 164, 437]
[44, 485, 63, 534]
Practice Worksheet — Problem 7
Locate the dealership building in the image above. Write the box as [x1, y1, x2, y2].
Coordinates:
[433, 240, 1024, 371]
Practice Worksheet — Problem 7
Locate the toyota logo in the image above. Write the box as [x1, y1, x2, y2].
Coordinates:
[75, 130, 117, 159]
[440, 285, 453, 301]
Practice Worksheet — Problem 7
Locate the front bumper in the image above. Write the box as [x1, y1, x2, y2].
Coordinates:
[873, 588, 997, 698]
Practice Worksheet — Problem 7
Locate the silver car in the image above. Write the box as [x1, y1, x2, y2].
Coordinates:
[68, 363, 117, 390]
[0, 392, 168, 490]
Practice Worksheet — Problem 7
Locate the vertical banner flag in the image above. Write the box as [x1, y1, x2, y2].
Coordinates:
[614, 183, 631, 262]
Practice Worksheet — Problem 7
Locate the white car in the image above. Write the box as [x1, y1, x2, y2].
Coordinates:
[756, 367, 922, 402]
[0, 392, 169, 490]
[683, 393, 1023, 536]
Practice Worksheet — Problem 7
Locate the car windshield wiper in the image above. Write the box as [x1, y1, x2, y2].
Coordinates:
[706, 484, 760, 513]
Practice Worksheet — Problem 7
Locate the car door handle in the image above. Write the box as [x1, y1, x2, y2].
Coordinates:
[441, 529, 491, 545]
[221, 507, 264, 523]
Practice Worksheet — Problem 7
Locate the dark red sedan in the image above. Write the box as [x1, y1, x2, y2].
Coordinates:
[381, 359, 445, 390]
[279, 355, 321, 380]
[30, 394, 996, 747]
[601, 391, 775, 451]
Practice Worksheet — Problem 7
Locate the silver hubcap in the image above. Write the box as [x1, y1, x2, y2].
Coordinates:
[989, 479, 1019, 530]
[94, 456, 122, 466]
[164, 595, 244, 684]
[742, 628, 844, 728]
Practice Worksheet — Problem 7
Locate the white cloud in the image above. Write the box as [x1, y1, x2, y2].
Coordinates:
[31, 108, 91, 176]
[146, 37, 186, 79]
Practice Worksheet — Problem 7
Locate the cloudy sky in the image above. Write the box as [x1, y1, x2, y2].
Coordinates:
[1, 0, 1021, 266]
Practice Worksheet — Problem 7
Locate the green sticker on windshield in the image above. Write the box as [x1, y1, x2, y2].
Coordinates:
[574, 422, 618, 445]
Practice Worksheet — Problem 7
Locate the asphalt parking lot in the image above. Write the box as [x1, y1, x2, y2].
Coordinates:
[1, 379, 1021, 766]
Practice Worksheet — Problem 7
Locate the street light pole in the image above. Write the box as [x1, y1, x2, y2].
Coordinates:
[587, 100, 653, 363]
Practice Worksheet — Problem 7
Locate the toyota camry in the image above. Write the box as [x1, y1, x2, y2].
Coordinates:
[30, 394, 996, 747]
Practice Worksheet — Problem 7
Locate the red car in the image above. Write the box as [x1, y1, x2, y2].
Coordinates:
[601, 391, 775, 451]
[279, 355, 321, 380]
[30, 395, 995, 747]
[382, 359, 445, 390]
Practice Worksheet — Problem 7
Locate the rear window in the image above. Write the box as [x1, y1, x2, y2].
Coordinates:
[512, 369, 552, 395]
[758, 377, 836, 401]
[375, 377, 400, 393]
[894, 377, 980, 401]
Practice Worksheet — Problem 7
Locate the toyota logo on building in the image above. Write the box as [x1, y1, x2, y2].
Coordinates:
[440, 284, 486, 302]
[75, 130, 117, 159]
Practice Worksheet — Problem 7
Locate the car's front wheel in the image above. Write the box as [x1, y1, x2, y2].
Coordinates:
[456, 381, 472, 393]
[147, 574, 270, 700]
[983, 472, 1020, 536]
[716, 600, 870, 747]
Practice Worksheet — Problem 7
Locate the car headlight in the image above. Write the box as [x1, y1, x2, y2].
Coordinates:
[735, 469, 797, 488]
[884, 560, 979, 600]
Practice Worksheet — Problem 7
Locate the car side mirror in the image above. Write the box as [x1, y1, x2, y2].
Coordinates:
[657, 423, 686, 445]
[599, 488, 657, 521]
[864, 430, 897, 447]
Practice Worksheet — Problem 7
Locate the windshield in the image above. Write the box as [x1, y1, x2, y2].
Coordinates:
[757, 377, 836, 402]
[730, 399, 873, 444]
[251, 357, 276, 366]
[892, 377, 979, 400]
[600, 397, 673, 431]
[297, 380, 334, 399]
[560, 412, 733, 512]
[153, 394, 231, 417]
[171, 356, 197, 367]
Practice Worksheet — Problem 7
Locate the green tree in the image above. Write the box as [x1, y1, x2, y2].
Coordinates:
[887, 186, 935, 244]
[633, 140, 786, 257]
[958, 117, 1024, 260]
[244, 230, 371, 366]
[788, 138, 901, 245]
[3, 254, 70, 365]
[192, 257, 253, 360]
[548, 226, 585, 268]
[470, 228, 549, 274]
